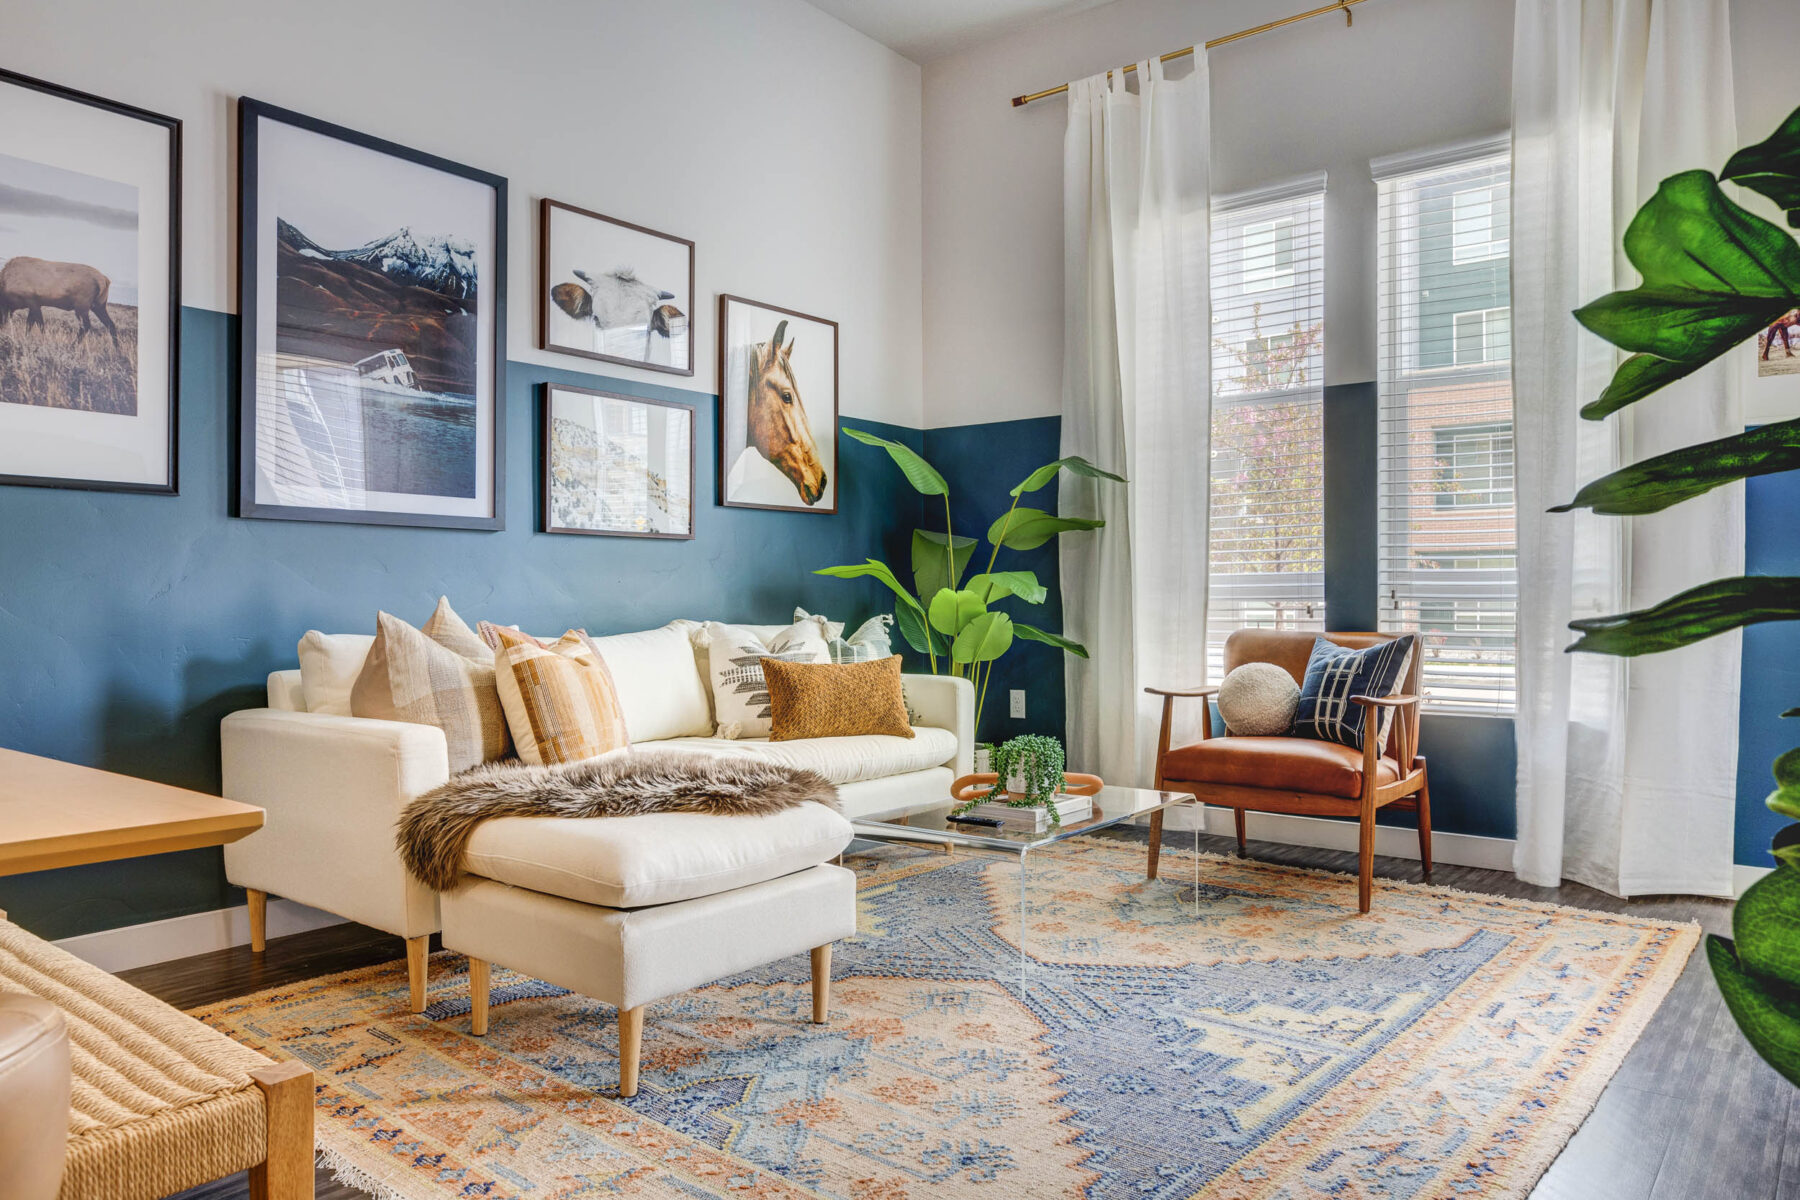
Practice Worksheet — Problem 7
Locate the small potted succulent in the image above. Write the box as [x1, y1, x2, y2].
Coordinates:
[970, 734, 1067, 823]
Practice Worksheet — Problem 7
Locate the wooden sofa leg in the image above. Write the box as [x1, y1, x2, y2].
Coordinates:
[247, 889, 267, 953]
[618, 1006, 645, 1097]
[1146, 809, 1164, 880]
[406, 936, 429, 1014]
[1357, 803, 1376, 914]
[1234, 809, 1247, 858]
[811, 945, 832, 1024]
[468, 957, 490, 1036]
[247, 1060, 313, 1200]
[1417, 772, 1434, 882]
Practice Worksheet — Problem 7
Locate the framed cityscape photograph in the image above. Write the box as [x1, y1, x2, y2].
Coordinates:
[717, 293, 837, 514]
[237, 99, 506, 529]
[543, 383, 693, 539]
[0, 67, 180, 494]
[540, 198, 693, 376]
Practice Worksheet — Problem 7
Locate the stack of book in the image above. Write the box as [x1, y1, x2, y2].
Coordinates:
[962, 793, 1094, 832]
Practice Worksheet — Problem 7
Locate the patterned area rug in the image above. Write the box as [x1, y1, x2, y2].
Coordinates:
[193, 839, 1697, 1199]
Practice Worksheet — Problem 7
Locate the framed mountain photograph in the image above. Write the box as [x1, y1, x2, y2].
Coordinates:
[237, 99, 506, 529]
[540, 199, 693, 376]
[543, 383, 693, 539]
[717, 293, 837, 514]
[0, 68, 180, 494]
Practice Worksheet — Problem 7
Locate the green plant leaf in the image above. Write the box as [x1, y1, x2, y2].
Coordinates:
[951, 611, 1014, 664]
[1010, 455, 1128, 497]
[1707, 932, 1800, 1087]
[1785, 707, 1800, 719]
[1580, 353, 1706, 420]
[1551, 418, 1800, 515]
[814, 559, 926, 620]
[911, 530, 976, 602]
[927, 587, 986, 636]
[893, 602, 947, 660]
[1776, 823, 1800, 869]
[965, 570, 1048, 605]
[1736, 862, 1800, 991]
[1572, 171, 1800, 364]
[1013, 622, 1088, 658]
[1566, 575, 1800, 656]
[843, 427, 948, 496]
[1770, 750, 1800, 821]
[1723, 104, 1800, 228]
[987, 507, 1104, 551]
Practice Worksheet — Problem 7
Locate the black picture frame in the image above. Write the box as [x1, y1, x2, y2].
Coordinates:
[539, 198, 696, 377]
[541, 383, 695, 540]
[236, 98, 507, 530]
[716, 293, 840, 515]
[0, 67, 181, 495]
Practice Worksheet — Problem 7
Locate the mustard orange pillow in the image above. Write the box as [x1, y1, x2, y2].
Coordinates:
[762, 655, 914, 741]
[489, 627, 630, 765]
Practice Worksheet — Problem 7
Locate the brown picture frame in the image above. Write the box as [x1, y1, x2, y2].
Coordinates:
[538, 198, 695, 377]
[541, 382, 695, 540]
[716, 293, 840, 515]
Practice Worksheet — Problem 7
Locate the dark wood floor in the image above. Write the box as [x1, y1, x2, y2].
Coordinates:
[138, 828, 1795, 1200]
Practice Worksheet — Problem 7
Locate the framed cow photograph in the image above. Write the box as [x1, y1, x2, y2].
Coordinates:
[540, 199, 693, 376]
[0, 68, 180, 494]
[717, 294, 837, 514]
[238, 99, 506, 529]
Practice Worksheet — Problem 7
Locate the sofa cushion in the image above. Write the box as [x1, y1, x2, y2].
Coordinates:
[703, 618, 830, 739]
[586, 623, 713, 743]
[296, 632, 374, 716]
[461, 803, 854, 908]
[351, 610, 511, 771]
[490, 628, 630, 765]
[648, 726, 957, 785]
[1159, 735, 1399, 800]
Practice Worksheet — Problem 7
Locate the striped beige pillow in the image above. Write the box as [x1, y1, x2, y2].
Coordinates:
[490, 627, 631, 766]
[351, 607, 512, 772]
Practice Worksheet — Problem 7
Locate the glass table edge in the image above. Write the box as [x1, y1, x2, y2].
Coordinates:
[848, 788, 1196, 853]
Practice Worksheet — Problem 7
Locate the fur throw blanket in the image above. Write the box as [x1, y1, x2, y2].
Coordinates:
[396, 751, 839, 892]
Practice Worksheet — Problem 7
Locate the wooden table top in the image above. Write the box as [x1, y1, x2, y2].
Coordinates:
[0, 748, 264, 876]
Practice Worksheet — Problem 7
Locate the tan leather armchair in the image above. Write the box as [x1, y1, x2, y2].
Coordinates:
[1146, 629, 1431, 913]
[0, 993, 71, 1200]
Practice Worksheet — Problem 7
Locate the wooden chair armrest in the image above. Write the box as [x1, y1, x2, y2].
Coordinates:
[1143, 685, 1219, 698]
[1348, 693, 1420, 709]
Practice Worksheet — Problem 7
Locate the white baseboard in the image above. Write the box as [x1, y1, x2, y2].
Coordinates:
[53, 899, 348, 973]
[1181, 804, 1519, 872]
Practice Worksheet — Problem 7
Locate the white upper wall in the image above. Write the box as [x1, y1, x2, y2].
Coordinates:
[6, 0, 925, 425]
[920, 0, 1515, 428]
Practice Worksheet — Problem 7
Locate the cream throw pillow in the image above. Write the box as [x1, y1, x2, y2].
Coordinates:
[296, 632, 375, 715]
[350, 604, 511, 772]
[489, 627, 630, 765]
[704, 618, 830, 739]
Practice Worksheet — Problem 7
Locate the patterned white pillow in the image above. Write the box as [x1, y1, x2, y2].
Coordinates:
[704, 619, 831, 738]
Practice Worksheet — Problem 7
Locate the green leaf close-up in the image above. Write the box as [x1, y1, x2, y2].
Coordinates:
[1551, 419, 1800, 515]
[1707, 932, 1800, 1088]
[927, 588, 986, 637]
[1566, 575, 1800, 656]
[814, 559, 928, 620]
[988, 506, 1105, 551]
[965, 570, 1048, 605]
[1734, 864, 1800, 993]
[1724, 104, 1800, 229]
[1011, 455, 1128, 497]
[911, 529, 976, 603]
[842, 427, 948, 496]
[1013, 622, 1088, 657]
[1770, 750, 1800, 821]
[893, 602, 947, 659]
[951, 610, 1014, 664]
[1580, 352, 1705, 421]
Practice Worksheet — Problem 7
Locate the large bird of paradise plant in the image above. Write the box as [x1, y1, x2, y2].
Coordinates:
[1558, 105, 1800, 1084]
[815, 429, 1124, 732]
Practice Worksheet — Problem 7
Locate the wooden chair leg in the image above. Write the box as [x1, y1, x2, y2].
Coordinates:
[247, 1060, 313, 1200]
[1146, 808, 1165, 880]
[1357, 801, 1377, 914]
[618, 1005, 645, 1097]
[1234, 809, 1247, 857]
[405, 936, 429, 1014]
[468, 957, 490, 1036]
[810, 945, 832, 1024]
[1416, 770, 1433, 882]
[246, 889, 268, 953]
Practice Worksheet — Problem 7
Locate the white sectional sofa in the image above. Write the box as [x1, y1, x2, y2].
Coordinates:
[220, 619, 972, 1009]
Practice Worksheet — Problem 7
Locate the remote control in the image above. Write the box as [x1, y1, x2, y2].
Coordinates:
[947, 815, 1003, 827]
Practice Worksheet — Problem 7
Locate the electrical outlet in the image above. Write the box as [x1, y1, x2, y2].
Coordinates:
[1010, 690, 1026, 718]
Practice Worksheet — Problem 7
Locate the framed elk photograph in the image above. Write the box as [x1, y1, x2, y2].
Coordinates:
[543, 383, 693, 539]
[717, 293, 837, 514]
[540, 198, 693, 376]
[237, 99, 506, 529]
[0, 68, 180, 494]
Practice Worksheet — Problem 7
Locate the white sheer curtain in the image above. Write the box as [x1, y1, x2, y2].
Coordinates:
[1060, 58, 1213, 788]
[1512, 0, 1741, 896]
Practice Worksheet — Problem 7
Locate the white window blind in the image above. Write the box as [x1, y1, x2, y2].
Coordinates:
[1206, 177, 1326, 678]
[1374, 140, 1516, 713]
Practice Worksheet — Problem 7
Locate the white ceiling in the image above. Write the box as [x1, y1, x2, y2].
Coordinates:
[802, 0, 1115, 63]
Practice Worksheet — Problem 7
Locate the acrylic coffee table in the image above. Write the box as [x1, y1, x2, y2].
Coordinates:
[849, 785, 1199, 992]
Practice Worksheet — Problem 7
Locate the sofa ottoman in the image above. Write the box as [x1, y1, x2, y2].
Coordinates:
[440, 808, 857, 1097]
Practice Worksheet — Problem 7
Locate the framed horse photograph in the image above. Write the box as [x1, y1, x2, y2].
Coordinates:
[717, 293, 837, 514]
[0, 68, 180, 494]
[540, 198, 693, 376]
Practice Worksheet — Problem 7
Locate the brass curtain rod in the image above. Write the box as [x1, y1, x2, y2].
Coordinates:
[1011, 0, 1366, 108]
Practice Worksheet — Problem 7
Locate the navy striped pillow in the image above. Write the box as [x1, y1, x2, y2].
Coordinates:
[1291, 636, 1415, 752]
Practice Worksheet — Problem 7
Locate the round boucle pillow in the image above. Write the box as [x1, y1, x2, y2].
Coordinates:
[1217, 662, 1300, 736]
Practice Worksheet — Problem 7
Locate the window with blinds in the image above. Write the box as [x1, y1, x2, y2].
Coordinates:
[1374, 140, 1516, 713]
[1206, 177, 1326, 678]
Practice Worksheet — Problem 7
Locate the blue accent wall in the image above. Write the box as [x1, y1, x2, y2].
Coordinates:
[0, 307, 920, 938]
[1737, 466, 1800, 867]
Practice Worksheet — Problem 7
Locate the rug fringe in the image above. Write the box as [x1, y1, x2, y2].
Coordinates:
[316, 1143, 427, 1200]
